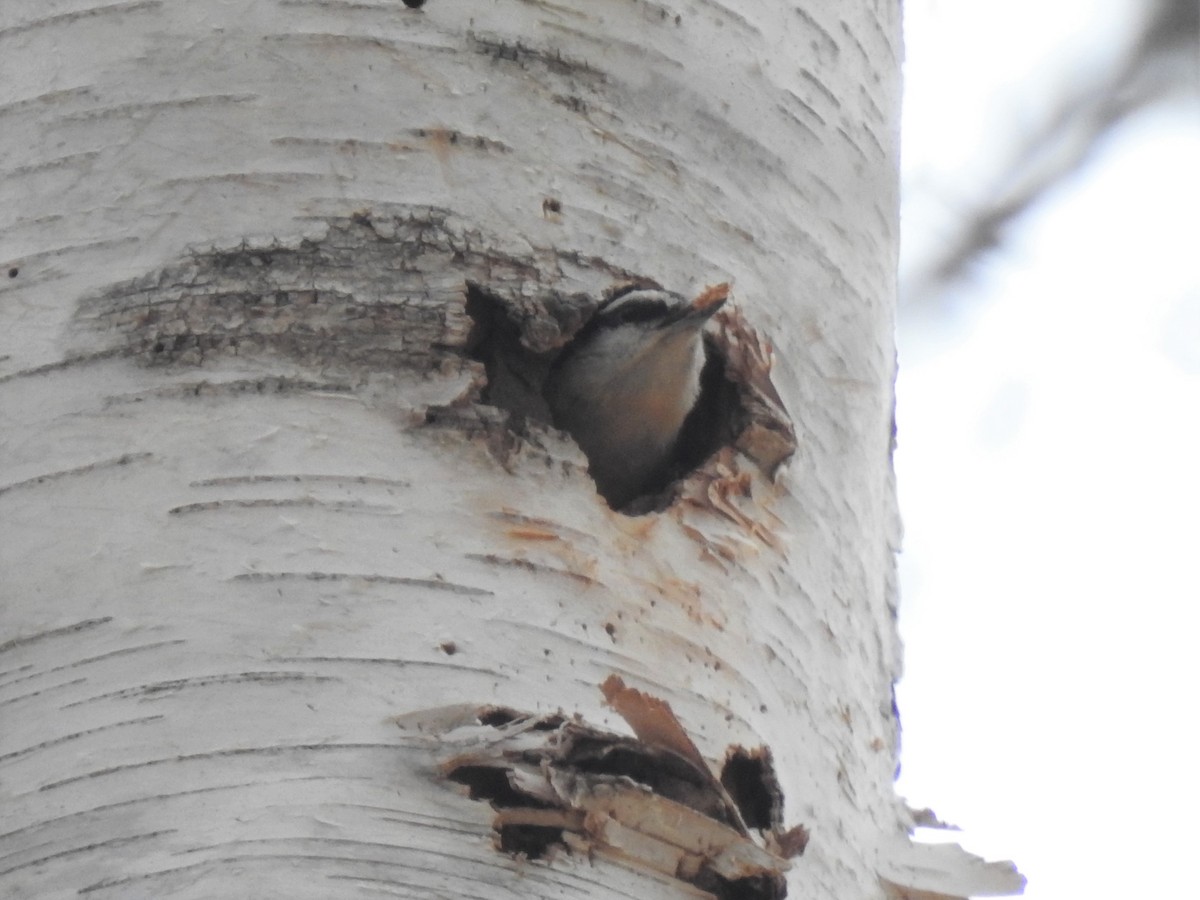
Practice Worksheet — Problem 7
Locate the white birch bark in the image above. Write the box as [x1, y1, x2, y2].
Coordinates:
[0, 2, 1017, 898]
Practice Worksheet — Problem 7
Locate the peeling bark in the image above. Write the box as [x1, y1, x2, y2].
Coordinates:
[424, 679, 809, 900]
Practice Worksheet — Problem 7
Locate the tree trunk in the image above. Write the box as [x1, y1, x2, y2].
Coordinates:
[0, 2, 1018, 898]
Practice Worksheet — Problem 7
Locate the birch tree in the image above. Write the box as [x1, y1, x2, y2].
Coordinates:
[0, 1, 1020, 898]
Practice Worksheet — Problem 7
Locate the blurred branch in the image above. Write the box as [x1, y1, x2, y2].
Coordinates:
[907, 0, 1199, 303]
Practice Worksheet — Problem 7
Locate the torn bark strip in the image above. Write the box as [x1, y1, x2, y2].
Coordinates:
[400, 681, 809, 900]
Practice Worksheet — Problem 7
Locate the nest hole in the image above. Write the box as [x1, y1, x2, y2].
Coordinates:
[497, 824, 564, 859]
[464, 283, 749, 513]
[720, 747, 783, 831]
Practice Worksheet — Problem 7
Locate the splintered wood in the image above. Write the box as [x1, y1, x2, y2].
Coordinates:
[709, 303, 796, 478]
[674, 299, 795, 553]
[423, 678, 808, 900]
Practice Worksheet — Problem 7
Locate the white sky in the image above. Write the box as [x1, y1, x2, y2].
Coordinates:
[896, 2, 1199, 897]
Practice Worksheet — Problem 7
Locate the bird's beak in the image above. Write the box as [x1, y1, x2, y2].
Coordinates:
[661, 283, 730, 329]
[691, 282, 729, 317]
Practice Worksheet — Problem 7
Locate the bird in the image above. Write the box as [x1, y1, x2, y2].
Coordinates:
[545, 283, 728, 508]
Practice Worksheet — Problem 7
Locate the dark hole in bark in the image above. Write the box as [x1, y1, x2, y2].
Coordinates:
[476, 706, 564, 730]
[7, 267, 17, 278]
[464, 284, 557, 425]
[497, 824, 564, 859]
[445, 765, 526, 806]
[720, 747, 782, 831]
[463, 283, 746, 514]
[445, 765, 557, 809]
[441, 712, 790, 898]
[569, 739, 703, 787]
[401, 0, 426, 9]
[475, 707, 520, 727]
[675, 334, 746, 475]
[697, 870, 786, 900]
[564, 736, 741, 828]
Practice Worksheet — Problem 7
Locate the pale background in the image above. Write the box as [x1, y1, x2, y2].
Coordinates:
[896, 1, 1199, 897]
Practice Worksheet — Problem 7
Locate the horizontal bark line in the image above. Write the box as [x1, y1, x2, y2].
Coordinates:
[0, 778, 412, 843]
[231, 571, 494, 595]
[0, 617, 114, 657]
[192, 473, 412, 489]
[33, 742, 413, 794]
[74, 842, 556, 897]
[167, 497, 398, 515]
[0, 237, 139, 271]
[57, 672, 340, 710]
[0, 0, 162, 40]
[0, 678, 88, 709]
[82, 375, 356, 400]
[0, 453, 153, 499]
[2, 650, 189, 693]
[3, 149, 103, 178]
[270, 129, 512, 155]
[55, 93, 260, 124]
[0, 829, 176, 879]
[273, 656, 500, 676]
[0, 351, 130, 385]
[0, 714, 164, 763]
[464, 552, 596, 585]
[9, 672, 372, 714]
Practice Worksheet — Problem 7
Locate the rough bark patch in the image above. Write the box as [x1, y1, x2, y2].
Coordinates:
[68, 207, 635, 382]
[411, 679, 809, 900]
[69, 206, 795, 512]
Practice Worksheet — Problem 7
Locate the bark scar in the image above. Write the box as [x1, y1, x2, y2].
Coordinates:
[403, 677, 807, 899]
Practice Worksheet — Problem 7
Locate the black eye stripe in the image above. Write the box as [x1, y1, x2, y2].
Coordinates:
[596, 291, 682, 326]
[608, 299, 670, 324]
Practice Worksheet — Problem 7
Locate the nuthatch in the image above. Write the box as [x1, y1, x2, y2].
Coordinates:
[545, 284, 728, 507]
